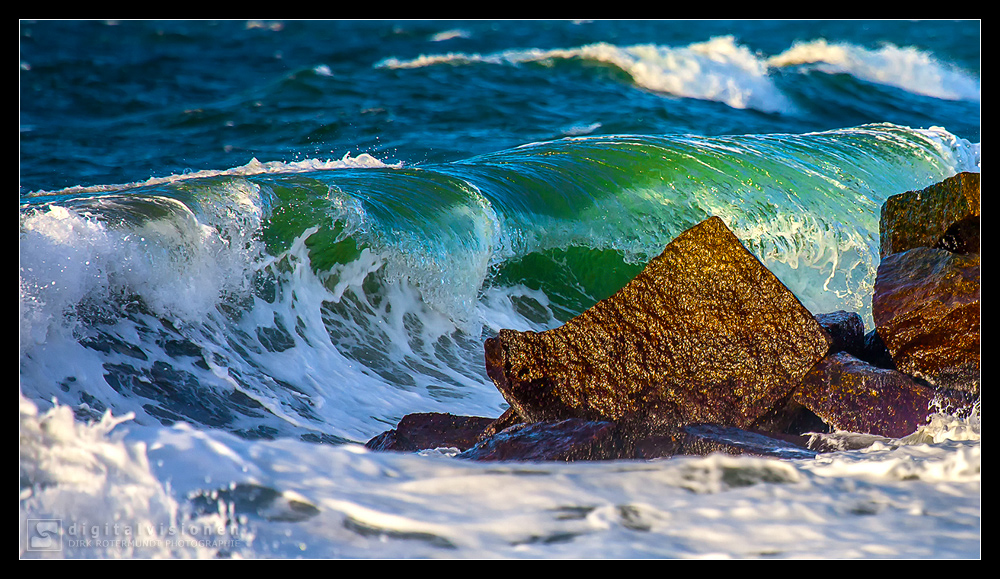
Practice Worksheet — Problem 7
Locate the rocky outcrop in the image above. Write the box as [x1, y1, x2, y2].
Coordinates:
[872, 172, 981, 394]
[872, 248, 980, 392]
[365, 173, 980, 461]
[484, 216, 831, 432]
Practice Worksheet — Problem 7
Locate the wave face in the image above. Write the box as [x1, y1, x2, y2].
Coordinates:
[19, 124, 979, 443]
[377, 34, 981, 114]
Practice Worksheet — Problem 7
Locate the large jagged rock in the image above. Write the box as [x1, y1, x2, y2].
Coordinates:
[483, 216, 832, 431]
[879, 171, 980, 258]
[794, 351, 974, 438]
[872, 247, 980, 393]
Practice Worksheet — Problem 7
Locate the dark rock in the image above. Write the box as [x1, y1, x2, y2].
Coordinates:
[456, 418, 817, 462]
[629, 423, 816, 460]
[479, 406, 525, 440]
[364, 413, 496, 452]
[879, 171, 980, 258]
[677, 423, 817, 460]
[936, 214, 981, 255]
[484, 216, 832, 431]
[860, 328, 896, 370]
[794, 352, 973, 438]
[458, 419, 624, 462]
[749, 392, 831, 436]
[872, 247, 980, 393]
[815, 310, 866, 357]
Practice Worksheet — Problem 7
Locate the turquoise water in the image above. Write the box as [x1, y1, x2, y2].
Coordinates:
[19, 20, 980, 559]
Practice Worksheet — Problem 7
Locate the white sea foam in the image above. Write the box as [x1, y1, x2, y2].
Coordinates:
[430, 28, 469, 42]
[18, 394, 234, 558]
[21, 153, 396, 198]
[769, 39, 981, 101]
[19, 181, 267, 345]
[20, 390, 981, 558]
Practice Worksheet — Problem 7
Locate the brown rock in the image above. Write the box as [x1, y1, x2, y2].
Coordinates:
[364, 413, 496, 452]
[794, 352, 973, 438]
[872, 247, 980, 393]
[749, 393, 831, 436]
[484, 216, 832, 431]
[879, 172, 980, 259]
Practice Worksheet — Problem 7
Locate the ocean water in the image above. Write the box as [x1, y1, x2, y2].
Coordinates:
[19, 20, 980, 559]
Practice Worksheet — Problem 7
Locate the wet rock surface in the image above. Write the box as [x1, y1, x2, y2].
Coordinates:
[794, 351, 972, 438]
[815, 310, 866, 359]
[457, 419, 623, 462]
[455, 418, 817, 462]
[872, 247, 980, 393]
[879, 172, 980, 258]
[484, 216, 831, 431]
[364, 413, 496, 452]
[626, 423, 817, 461]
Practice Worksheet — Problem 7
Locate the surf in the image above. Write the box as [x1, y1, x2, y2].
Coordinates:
[20, 124, 979, 445]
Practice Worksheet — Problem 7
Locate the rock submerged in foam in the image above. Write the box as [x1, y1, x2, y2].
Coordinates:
[364, 413, 495, 453]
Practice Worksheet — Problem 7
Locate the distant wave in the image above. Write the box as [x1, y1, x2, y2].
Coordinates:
[377, 36, 980, 114]
[768, 39, 981, 102]
[377, 36, 794, 114]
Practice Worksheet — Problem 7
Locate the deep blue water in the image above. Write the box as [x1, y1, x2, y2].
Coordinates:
[20, 20, 980, 193]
